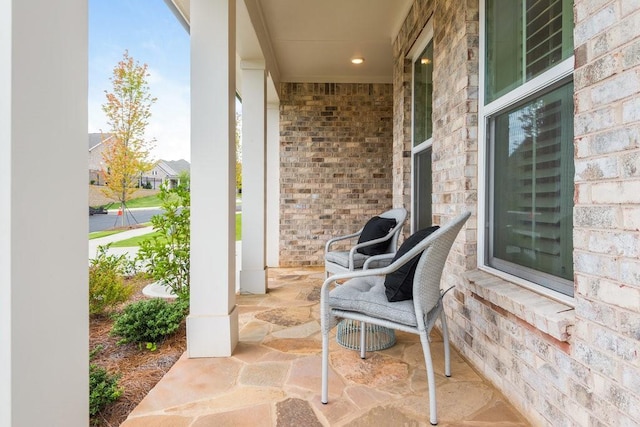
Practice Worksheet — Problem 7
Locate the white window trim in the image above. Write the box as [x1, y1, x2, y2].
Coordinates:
[478, 1, 575, 307]
[409, 23, 435, 152]
[409, 21, 434, 233]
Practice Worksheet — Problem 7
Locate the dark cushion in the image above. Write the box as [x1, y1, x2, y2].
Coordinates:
[356, 216, 397, 255]
[384, 226, 440, 302]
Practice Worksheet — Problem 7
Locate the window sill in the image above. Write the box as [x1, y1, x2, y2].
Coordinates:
[464, 269, 575, 342]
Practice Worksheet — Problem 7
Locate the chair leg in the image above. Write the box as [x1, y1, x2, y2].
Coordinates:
[420, 332, 438, 425]
[440, 310, 451, 377]
[360, 321, 366, 359]
[321, 332, 329, 404]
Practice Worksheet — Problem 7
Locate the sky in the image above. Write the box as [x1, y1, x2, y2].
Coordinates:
[89, 0, 191, 161]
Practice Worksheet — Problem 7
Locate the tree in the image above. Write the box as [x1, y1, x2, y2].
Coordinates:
[100, 50, 156, 226]
[235, 111, 242, 193]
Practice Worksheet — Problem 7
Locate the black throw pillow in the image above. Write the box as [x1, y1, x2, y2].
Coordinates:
[384, 225, 440, 302]
[356, 216, 397, 256]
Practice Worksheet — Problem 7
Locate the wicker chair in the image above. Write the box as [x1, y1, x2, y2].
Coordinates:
[324, 208, 407, 278]
[320, 211, 471, 425]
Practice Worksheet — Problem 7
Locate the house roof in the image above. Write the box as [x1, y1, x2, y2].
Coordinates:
[154, 160, 179, 177]
[163, 159, 190, 174]
[88, 133, 114, 151]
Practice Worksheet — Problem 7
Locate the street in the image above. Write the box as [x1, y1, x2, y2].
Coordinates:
[89, 208, 163, 232]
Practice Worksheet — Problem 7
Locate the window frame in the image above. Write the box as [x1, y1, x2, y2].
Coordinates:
[478, 0, 575, 305]
[409, 22, 434, 233]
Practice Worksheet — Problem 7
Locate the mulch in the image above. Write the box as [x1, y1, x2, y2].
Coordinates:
[89, 276, 187, 426]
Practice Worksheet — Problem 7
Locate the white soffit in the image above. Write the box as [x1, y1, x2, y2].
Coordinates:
[257, 0, 412, 83]
[169, 0, 413, 84]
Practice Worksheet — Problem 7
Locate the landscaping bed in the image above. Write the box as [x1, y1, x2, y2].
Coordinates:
[89, 276, 187, 426]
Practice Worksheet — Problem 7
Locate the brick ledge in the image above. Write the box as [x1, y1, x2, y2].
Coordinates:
[464, 270, 575, 342]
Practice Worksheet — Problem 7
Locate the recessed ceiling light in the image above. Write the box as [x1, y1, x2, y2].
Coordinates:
[351, 57, 364, 65]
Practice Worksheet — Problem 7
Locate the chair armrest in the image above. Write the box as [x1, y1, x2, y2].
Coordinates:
[325, 229, 363, 252]
[321, 227, 444, 297]
[362, 253, 395, 270]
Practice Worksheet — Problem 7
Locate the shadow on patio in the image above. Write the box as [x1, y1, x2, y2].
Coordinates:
[122, 267, 530, 426]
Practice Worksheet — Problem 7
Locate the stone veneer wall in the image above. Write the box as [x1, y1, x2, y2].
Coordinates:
[278, 83, 394, 266]
[394, 0, 640, 426]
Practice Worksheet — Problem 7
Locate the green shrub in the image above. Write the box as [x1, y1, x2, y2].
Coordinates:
[89, 364, 121, 416]
[89, 363, 122, 417]
[137, 177, 190, 298]
[111, 297, 188, 347]
[89, 245, 135, 315]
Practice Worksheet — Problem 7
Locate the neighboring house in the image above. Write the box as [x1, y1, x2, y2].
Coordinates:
[141, 159, 190, 189]
[88, 132, 114, 185]
[89, 132, 190, 189]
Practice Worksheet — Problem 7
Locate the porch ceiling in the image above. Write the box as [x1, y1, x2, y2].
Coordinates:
[168, 0, 413, 93]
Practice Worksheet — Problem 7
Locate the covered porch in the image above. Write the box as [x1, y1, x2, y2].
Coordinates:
[3, 0, 640, 426]
[121, 268, 529, 426]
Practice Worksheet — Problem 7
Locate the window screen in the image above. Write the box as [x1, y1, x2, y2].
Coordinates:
[488, 82, 574, 295]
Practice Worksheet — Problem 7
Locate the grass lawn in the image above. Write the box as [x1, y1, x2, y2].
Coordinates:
[109, 213, 242, 247]
[110, 230, 165, 247]
[89, 223, 152, 240]
[122, 194, 176, 208]
[89, 229, 124, 240]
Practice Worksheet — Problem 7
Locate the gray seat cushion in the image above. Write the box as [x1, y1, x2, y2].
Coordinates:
[329, 276, 417, 327]
[325, 251, 368, 269]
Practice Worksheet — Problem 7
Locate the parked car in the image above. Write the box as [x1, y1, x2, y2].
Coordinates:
[89, 205, 109, 215]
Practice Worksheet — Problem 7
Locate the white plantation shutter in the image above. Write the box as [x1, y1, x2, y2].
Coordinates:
[485, 0, 573, 103]
[526, 0, 565, 78]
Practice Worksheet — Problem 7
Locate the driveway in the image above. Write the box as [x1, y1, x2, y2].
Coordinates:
[89, 208, 163, 232]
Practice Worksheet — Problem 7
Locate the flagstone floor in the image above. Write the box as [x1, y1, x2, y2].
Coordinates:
[122, 267, 531, 427]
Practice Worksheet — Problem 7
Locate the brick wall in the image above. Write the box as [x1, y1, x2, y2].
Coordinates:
[392, 0, 640, 425]
[572, 0, 640, 425]
[393, 0, 478, 280]
[278, 83, 394, 266]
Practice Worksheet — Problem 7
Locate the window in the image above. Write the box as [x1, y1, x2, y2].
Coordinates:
[413, 42, 434, 145]
[489, 82, 574, 294]
[412, 38, 434, 231]
[413, 147, 433, 229]
[482, 0, 574, 297]
[485, 0, 574, 103]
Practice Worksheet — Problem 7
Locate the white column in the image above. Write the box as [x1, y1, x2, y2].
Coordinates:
[239, 61, 267, 294]
[266, 101, 281, 267]
[187, 0, 238, 357]
[1, 0, 88, 425]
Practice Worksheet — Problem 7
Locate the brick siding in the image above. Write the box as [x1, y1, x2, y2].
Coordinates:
[278, 83, 394, 266]
[390, 0, 640, 426]
[572, 0, 640, 425]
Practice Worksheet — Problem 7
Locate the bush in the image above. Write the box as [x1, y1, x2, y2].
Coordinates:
[90, 364, 122, 417]
[137, 177, 190, 297]
[111, 297, 188, 346]
[89, 347, 122, 418]
[89, 245, 135, 315]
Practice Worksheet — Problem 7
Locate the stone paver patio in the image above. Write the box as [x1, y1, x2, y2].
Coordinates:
[122, 267, 531, 426]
